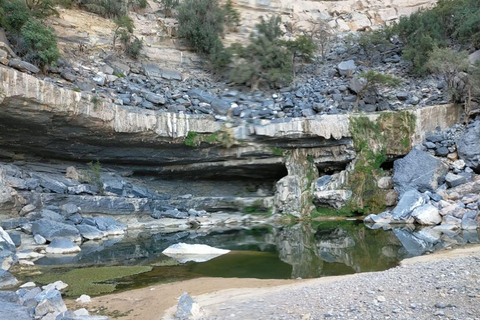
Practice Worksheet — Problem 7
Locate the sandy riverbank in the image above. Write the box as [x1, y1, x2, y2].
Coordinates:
[72, 245, 480, 320]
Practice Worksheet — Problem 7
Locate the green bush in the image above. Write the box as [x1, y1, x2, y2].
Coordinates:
[26, 0, 58, 18]
[1, 0, 31, 32]
[223, 0, 240, 30]
[230, 16, 312, 88]
[392, 0, 480, 73]
[21, 18, 60, 68]
[126, 37, 143, 59]
[177, 0, 224, 54]
[157, 0, 179, 18]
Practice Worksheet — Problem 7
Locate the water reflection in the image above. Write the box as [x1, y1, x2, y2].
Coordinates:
[34, 221, 480, 281]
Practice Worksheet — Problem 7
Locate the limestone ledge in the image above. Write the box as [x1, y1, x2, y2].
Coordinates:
[0, 66, 461, 147]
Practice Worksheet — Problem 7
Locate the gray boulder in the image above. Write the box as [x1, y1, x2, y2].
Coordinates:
[411, 204, 442, 225]
[145, 92, 166, 105]
[77, 224, 105, 240]
[81, 216, 126, 236]
[391, 190, 427, 222]
[152, 208, 188, 219]
[445, 172, 469, 188]
[8, 59, 40, 73]
[457, 120, 480, 172]
[393, 149, 448, 195]
[337, 60, 356, 77]
[31, 173, 68, 194]
[1, 217, 28, 230]
[31, 219, 81, 242]
[34, 289, 67, 318]
[46, 238, 81, 254]
[348, 76, 366, 94]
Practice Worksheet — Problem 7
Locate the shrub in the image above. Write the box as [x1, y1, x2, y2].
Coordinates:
[354, 71, 402, 110]
[157, 0, 179, 18]
[113, 15, 143, 59]
[21, 18, 60, 68]
[392, 0, 480, 73]
[26, 0, 58, 18]
[177, 0, 224, 54]
[223, 0, 240, 30]
[1, 0, 31, 32]
[126, 37, 143, 59]
[426, 47, 469, 102]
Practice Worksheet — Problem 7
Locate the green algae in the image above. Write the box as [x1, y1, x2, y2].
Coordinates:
[31, 266, 152, 297]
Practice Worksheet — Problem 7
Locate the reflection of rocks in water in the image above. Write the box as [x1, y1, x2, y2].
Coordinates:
[270, 224, 324, 279]
[391, 226, 480, 258]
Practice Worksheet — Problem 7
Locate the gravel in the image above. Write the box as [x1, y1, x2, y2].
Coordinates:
[199, 253, 480, 320]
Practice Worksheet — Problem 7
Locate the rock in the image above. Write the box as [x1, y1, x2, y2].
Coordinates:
[0, 269, 18, 288]
[435, 147, 449, 157]
[76, 294, 91, 304]
[42, 280, 68, 291]
[378, 177, 393, 189]
[20, 281, 36, 288]
[364, 211, 392, 224]
[145, 92, 166, 105]
[34, 289, 67, 318]
[391, 190, 427, 222]
[100, 65, 114, 75]
[452, 160, 466, 171]
[61, 203, 79, 215]
[313, 190, 352, 209]
[31, 219, 81, 242]
[469, 49, 480, 65]
[162, 243, 230, 263]
[187, 89, 230, 115]
[152, 208, 188, 219]
[445, 172, 468, 188]
[411, 204, 442, 225]
[61, 71, 76, 82]
[348, 77, 366, 94]
[0, 227, 17, 271]
[8, 59, 40, 74]
[34, 234, 47, 245]
[65, 166, 81, 181]
[393, 149, 448, 195]
[82, 216, 126, 236]
[457, 120, 480, 172]
[20, 204, 36, 216]
[385, 190, 399, 207]
[7, 232, 21, 247]
[92, 73, 106, 86]
[2, 217, 28, 230]
[45, 238, 81, 254]
[76, 224, 104, 240]
[337, 60, 356, 77]
[175, 292, 201, 320]
[32, 174, 68, 194]
[0, 291, 31, 319]
[315, 175, 332, 191]
[396, 91, 409, 101]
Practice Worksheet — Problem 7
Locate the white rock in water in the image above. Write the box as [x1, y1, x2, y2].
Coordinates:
[76, 294, 92, 304]
[20, 281, 36, 288]
[162, 243, 230, 263]
[42, 280, 68, 291]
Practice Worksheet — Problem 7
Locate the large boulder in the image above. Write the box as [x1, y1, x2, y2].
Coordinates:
[411, 204, 442, 225]
[34, 289, 67, 318]
[391, 190, 427, 222]
[0, 291, 31, 320]
[8, 59, 40, 74]
[393, 149, 448, 195]
[457, 120, 480, 172]
[31, 219, 81, 242]
[337, 60, 356, 77]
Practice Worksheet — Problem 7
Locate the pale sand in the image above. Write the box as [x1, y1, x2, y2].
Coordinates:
[69, 245, 480, 320]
